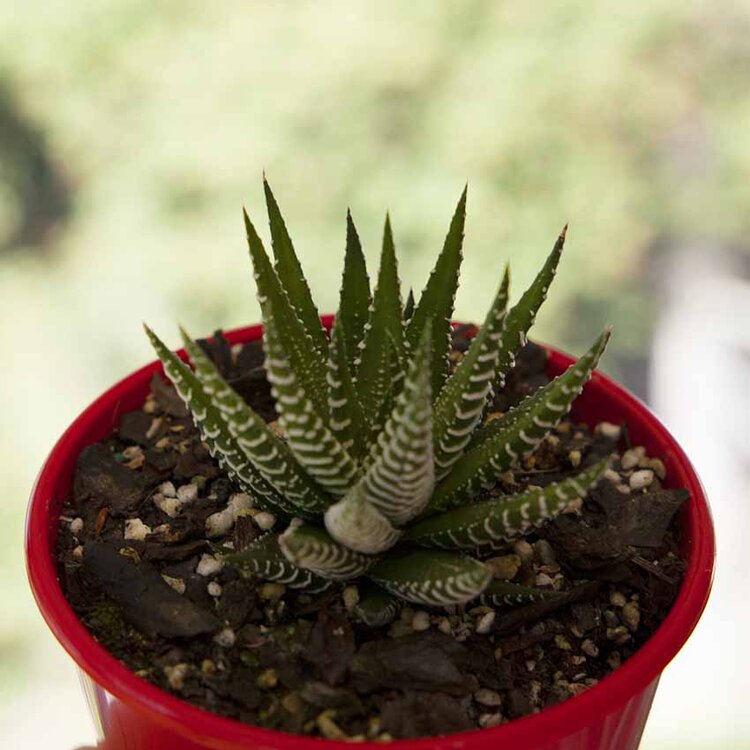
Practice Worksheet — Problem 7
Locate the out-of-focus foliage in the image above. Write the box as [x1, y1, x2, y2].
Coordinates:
[0, 0, 748, 710]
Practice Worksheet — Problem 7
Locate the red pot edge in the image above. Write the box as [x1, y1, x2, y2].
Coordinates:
[25, 317, 716, 750]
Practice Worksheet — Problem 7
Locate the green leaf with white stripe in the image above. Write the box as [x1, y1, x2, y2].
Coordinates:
[428, 329, 610, 512]
[327, 317, 365, 458]
[479, 580, 560, 608]
[368, 549, 491, 607]
[433, 267, 510, 480]
[143, 325, 290, 516]
[324, 485, 402, 553]
[263, 179, 328, 358]
[262, 305, 359, 497]
[338, 210, 371, 372]
[278, 521, 375, 580]
[223, 533, 331, 593]
[356, 214, 404, 433]
[244, 209, 329, 419]
[179, 329, 330, 516]
[493, 225, 566, 391]
[349, 322, 434, 525]
[352, 585, 400, 627]
[405, 187, 466, 395]
[406, 460, 608, 549]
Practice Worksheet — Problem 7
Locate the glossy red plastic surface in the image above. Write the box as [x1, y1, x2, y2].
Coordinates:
[27, 318, 715, 750]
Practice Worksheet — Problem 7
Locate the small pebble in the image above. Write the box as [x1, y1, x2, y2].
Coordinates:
[214, 627, 236, 648]
[153, 494, 182, 518]
[411, 611, 431, 631]
[201, 659, 216, 674]
[596, 422, 622, 441]
[476, 611, 496, 634]
[616, 484, 631, 495]
[282, 692, 305, 714]
[629, 469, 654, 491]
[257, 667, 279, 689]
[622, 601, 641, 632]
[124, 518, 151, 541]
[563, 497, 584, 513]
[205, 509, 234, 538]
[342, 585, 360, 611]
[72, 545, 84, 562]
[196, 554, 224, 577]
[176, 483, 198, 503]
[581, 639, 599, 657]
[254, 511, 277, 531]
[475, 688, 502, 707]
[207, 581, 223, 597]
[545, 433, 560, 449]
[316, 710, 346, 740]
[607, 626, 631, 645]
[161, 575, 186, 594]
[70, 518, 84, 536]
[646, 457, 666, 479]
[164, 663, 190, 690]
[603, 468, 622, 485]
[478, 713, 503, 729]
[258, 582, 286, 600]
[156, 482, 177, 497]
[534, 539, 557, 566]
[228, 493, 253, 517]
[609, 591, 627, 608]
[621, 446, 646, 470]
[438, 617, 452, 635]
[513, 539, 534, 564]
[554, 635, 572, 651]
[568, 449, 582, 468]
[535, 572, 554, 587]
[486, 554, 521, 581]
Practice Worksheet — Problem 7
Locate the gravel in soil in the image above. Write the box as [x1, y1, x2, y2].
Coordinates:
[56, 330, 686, 740]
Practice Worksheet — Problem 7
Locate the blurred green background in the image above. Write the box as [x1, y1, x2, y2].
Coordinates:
[1, 1, 747, 747]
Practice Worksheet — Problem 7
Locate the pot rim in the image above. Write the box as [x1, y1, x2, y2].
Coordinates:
[26, 317, 715, 749]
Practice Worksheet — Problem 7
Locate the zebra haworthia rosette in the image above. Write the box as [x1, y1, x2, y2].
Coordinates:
[146, 181, 613, 612]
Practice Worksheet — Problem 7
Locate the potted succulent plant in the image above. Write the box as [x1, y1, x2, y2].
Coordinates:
[27, 182, 714, 750]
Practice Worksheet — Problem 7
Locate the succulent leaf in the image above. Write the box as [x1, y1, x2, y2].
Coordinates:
[179, 329, 330, 515]
[144, 325, 291, 516]
[326, 317, 365, 457]
[324, 486, 402, 554]
[263, 306, 359, 497]
[356, 215, 405, 435]
[352, 323, 435, 525]
[479, 580, 560, 608]
[406, 460, 608, 549]
[405, 187, 466, 395]
[429, 329, 610, 512]
[352, 584, 400, 627]
[244, 209, 329, 419]
[403, 287, 415, 321]
[492, 226, 566, 390]
[338, 211, 372, 371]
[369, 549, 491, 607]
[263, 179, 328, 358]
[433, 267, 510, 480]
[223, 533, 331, 593]
[278, 521, 375, 579]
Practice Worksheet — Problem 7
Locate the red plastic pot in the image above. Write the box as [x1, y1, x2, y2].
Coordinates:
[27, 318, 715, 750]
